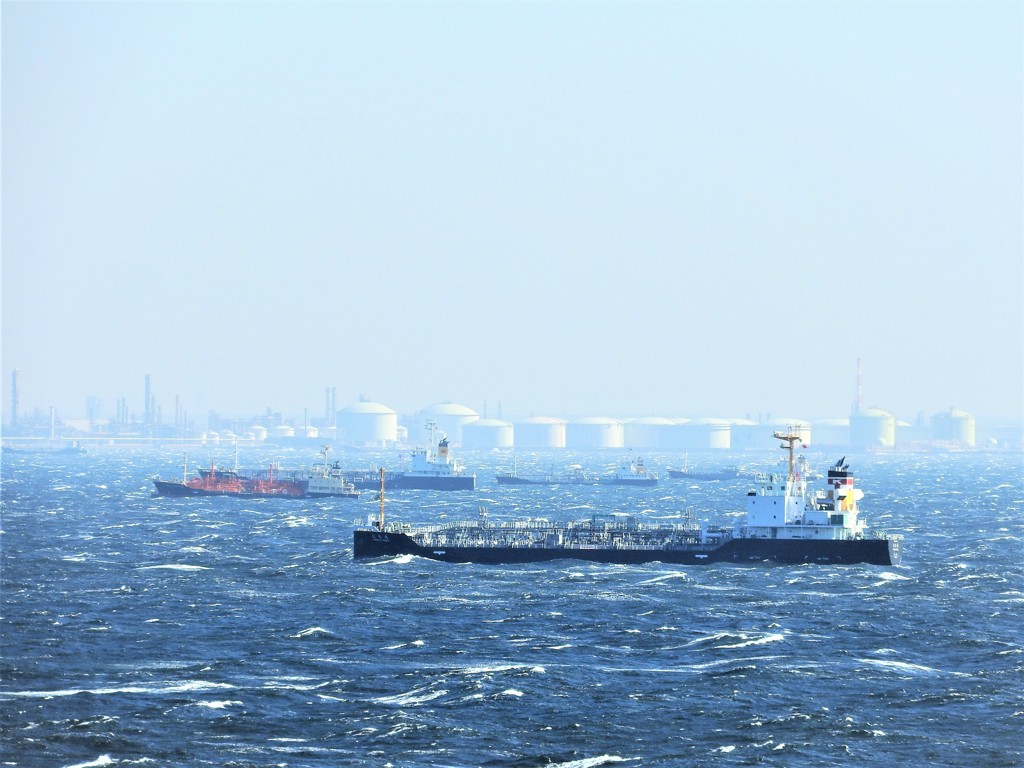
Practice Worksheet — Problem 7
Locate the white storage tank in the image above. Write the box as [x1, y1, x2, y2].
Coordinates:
[931, 407, 976, 447]
[566, 417, 624, 449]
[249, 425, 268, 442]
[414, 402, 479, 445]
[682, 418, 731, 450]
[514, 416, 566, 449]
[272, 425, 295, 440]
[338, 400, 398, 446]
[303, 426, 319, 439]
[850, 407, 896, 449]
[623, 417, 674, 449]
[462, 418, 514, 450]
[726, 418, 760, 451]
[658, 418, 692, 450]
[813, 418, 850, 447]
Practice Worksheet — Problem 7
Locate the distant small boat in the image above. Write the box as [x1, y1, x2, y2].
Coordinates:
[496, 463, 599, 485]
[599, 455, 658, 486]
[667, 454, 743, 481]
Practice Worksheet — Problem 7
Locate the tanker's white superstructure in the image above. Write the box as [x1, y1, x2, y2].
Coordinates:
[743, 438, 866, 541]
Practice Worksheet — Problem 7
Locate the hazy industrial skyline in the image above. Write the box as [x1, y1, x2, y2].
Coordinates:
[4, 2, 1022, 426]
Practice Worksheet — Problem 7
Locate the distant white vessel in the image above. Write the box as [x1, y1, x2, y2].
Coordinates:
[600, 455, 659, 486]
[303, 445, 359, 498]
[393, 436, 476, 490]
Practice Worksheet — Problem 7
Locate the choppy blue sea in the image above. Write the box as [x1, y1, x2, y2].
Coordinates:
[2, 446, 1022, 768]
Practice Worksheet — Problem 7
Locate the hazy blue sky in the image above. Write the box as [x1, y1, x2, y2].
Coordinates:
[3, 1, 1022, 425]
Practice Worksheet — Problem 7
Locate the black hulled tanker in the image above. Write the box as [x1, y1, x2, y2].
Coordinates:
[353, 432, 902, 566]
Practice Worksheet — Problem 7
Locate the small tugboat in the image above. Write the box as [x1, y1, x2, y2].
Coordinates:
[599, 455, 659, 486]
[391, 436, 476, 491]
[303, 445, 360, 498]
[353, 431, 902, 565]
[496, 461, 599, 485]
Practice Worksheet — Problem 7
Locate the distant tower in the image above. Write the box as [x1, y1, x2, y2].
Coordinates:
[144, 374, 152, 426]
[10, 369, 20, 426]
[325, 387, 337, 427]
[852, 358, 864, 415]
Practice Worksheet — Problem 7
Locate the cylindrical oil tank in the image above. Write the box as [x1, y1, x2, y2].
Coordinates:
[202, 430, 220, 445]
[303, 426, 319, 439]
[338, 401, 398, 446]
[272, 425, 295, 440]
[931, 407, 976, 447]
[462, 418, 514, 450]
[726, 419, 760, 451]
[766, 419, 812, 447]
[622, 417, 674, 449]
[812, 418, 850, 447]
[566, 417, 624, 449]
[514, 416, 566, 448]
[658, 418, 692, 450]
[414, 402, 479, 446]
[249, 425, 268, 442]
[850, 407, 896, 448]
[682, 418, 731, 450]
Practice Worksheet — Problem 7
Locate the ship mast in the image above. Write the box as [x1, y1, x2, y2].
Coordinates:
[773, 429, 800, 483]
[377, 467, 386, 530]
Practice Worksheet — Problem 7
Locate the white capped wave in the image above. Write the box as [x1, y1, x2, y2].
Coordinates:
[718, 633, 785, 649]
[372, 686, 448, 706]
[365, 554, 415, 565]
[136, 564, 209, 571]
[194, 700, 243, 709]
[62, 756, 114, 768]
[501, 688, 524, 696]
[684, 632, 734, 647]
[860, 658, 971, 677]
[460, 663, 527, 675]
[638, 572, 689, 585]
[545, 757, 632, 768]
[3, 680, 236, 698]
[685, 631, 783, 649]
[290, 627, 332, 638]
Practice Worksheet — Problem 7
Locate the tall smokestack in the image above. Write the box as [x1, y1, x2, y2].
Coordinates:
[144, 374, 152, 425]
[854, 358, 864, 414]
[11, 369, 20, 426]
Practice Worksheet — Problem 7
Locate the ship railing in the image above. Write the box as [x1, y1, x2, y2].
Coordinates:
[871, 530, 901, 541]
